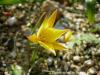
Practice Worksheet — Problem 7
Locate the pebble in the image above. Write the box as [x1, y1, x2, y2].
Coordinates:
[21, 25, 31, 36]
[6, 17, 17, 26]
[67, 71, 76, 75]
[16, 42, 22, 47]
[78, 71, 87, 75]
[5, 71, 10, 75]
[84, 55, 90, 60]
[46, 57, 53, 66]
[9, 5, 16, 10]
[95, 49, 100, 56]
[10, 51, 16, 58]
[87, 67, 97, 75]
[71, 64, 80, 71]
[84, 60, 94, 66]
[63, 53, 71, 61]
[73, 56, 80, 62]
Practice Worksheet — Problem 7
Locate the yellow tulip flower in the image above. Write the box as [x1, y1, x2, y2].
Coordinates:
[26, 10, 69, 55]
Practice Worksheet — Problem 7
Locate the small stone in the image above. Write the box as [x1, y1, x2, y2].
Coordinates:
[10, 51, 16, 58]
[21, 25, 31, 36]
[71, 64, 80, 71]
[10, 5, 16, 10]
[58, 51, 63, 56]
[82, 27, 86, 31]
[46, 57, 53, 66]
[18, 3, 22, 7]
[95, 49, 100, 56]
[5, 71, 10, 75]
[84, 55, 90, 59]
[67, 71, 76, 75]
[63, 52, 73, 61]
[26, 22, 31, 26]
[6, 17, 17, 26]
[73, 56, 80, 62]
[88, 67, 97, 75]
[21, 48, 25, 53]
[95, 34, 99, 38]
[84, 60, 94, 66]
[16, 42, 22, 47]
[78, 71, 87, 75]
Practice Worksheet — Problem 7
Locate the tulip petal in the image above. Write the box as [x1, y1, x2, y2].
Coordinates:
[37, 16, 49, 37]
[37, 10, 57, 37]
[52, 42, 66, 50]
[38, 41, 56, 55]
[64, 31, 72, 42]
[39, 28, 67, 42]
[47, 10, 57, 27]
[26, 34, 38, 43]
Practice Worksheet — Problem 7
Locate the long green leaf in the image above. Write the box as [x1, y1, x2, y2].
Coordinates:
[85, 0, 96, 24]
[0, 0, 26, 4]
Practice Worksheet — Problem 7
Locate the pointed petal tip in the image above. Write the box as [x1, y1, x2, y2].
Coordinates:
[47, 9, 58, 28]
[50, 50, 56, 56]
[64, 30, 73, 42]
[54, 9, 58, 14]
[52, 9, 58, 17]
